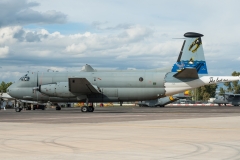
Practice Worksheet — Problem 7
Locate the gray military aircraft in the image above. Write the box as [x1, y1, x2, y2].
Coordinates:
[214, 93, 240, 106]
[7, 32, 240, 112]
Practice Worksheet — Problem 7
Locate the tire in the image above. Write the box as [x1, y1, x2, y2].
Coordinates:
[81, 106, 89, 112]
[42, 106, 45, 110]
[88, 106, 94, 112]
[15, 107, 21, 112]
[56, 106, 61, 110]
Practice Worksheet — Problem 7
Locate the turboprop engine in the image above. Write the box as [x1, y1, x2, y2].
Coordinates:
[39, 82, 76, 98]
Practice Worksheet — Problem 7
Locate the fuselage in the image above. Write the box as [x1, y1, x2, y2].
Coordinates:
[7, 70, 239, 103]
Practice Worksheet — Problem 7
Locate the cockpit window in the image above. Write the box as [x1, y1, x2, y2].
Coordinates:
[19, 74, 30, 81]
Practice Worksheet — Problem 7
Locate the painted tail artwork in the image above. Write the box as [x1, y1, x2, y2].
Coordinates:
[171, 32, 207, 79]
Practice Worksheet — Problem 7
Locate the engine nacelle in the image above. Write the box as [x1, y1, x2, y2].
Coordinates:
[39, 82, 76, 98]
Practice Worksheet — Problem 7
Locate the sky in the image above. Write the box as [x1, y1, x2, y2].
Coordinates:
[0, 0, 240, 82]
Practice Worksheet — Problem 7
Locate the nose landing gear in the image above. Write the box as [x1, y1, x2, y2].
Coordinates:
[15, 107, 22, 112]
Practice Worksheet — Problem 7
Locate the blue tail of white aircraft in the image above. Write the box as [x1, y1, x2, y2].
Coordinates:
[171, 32, 208, 79]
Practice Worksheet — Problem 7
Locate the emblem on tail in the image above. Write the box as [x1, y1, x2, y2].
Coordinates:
[189, 37, 202, 53]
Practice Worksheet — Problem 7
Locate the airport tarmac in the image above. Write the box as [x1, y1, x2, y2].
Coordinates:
[1, 105, 240, 160]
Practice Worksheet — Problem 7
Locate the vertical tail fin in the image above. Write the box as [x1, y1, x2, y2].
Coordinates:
[172, 32, 208, 78]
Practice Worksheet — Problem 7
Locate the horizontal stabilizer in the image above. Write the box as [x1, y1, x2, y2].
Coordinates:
[69, 78, 100, 94]
[173, 68, 199, 79]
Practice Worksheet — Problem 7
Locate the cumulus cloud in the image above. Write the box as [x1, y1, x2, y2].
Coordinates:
[0, 26, 20, 44]
[2, 0, 240, 82]
[65, 25, 154, 55]
[0, 46, 9, 58]
[0, 0, 67, 27]
[66, 43, 87, 53]
[13, 28, 48, 42]
[0, 24, 183, 82]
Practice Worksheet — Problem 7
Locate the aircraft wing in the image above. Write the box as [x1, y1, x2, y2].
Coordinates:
[173, 68, 199, 79]
[68, 78, 100, 94]
[0, 93, 16, 101]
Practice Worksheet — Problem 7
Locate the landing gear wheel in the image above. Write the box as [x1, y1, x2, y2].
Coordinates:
[56, 106, 61, 110]
[15, 107, 22, 112]
[42, 106, 45, 110]
[88, 106, 94, 112]
[81, 106, 89, 112]
[160, 105, 165, 107]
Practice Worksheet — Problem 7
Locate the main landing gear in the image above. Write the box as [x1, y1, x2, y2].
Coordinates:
[81, 106, 94, 112]
[81, 99, 94, 112]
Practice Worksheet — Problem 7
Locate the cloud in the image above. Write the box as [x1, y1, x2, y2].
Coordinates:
[1, 0, 240, 82]
[13, 28, 45, 42]
[0, 26, 20, 44]
[0, 46, 9, 58]
[0, 0, 67, 27]
[66, 43, 87, 54]
[92, 21, 132, 30]
[65, 25, 154, 55]
[0, 24, 182, 82]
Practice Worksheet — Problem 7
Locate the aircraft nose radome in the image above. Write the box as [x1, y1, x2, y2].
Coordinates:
[7, 83, 16, 97]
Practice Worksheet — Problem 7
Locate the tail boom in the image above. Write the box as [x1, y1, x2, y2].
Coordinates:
[164, 76, 240, 96]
